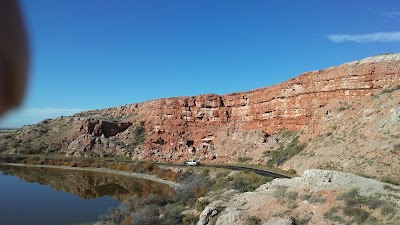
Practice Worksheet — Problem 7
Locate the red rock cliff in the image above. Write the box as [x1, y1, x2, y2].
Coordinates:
[48, 54, 398, 162]
[89, 54, 396, 156]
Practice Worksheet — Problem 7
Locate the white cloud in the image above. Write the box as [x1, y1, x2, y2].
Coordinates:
[384, 11, 400, 18]
[0, 107, 85, 128]
[328, 32, 400, 43]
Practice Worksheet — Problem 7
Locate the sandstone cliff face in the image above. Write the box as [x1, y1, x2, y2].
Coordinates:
[1, 54, 400, 179]
[110, 54, 399, 163]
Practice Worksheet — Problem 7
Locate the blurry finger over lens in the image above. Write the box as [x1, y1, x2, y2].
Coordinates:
[0, 0, 29, 115]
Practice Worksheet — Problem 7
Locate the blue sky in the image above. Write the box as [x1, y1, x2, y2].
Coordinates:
[1, 0, 400, 128]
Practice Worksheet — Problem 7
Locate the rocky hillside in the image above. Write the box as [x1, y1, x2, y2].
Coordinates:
[198, 169, 400, 225]
[1, 53, 399, 181]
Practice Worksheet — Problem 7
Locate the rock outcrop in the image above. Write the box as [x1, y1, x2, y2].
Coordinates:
[204, 170, 400, 225]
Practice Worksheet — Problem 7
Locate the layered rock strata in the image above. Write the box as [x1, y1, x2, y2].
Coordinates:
[4, 54, 400, 165]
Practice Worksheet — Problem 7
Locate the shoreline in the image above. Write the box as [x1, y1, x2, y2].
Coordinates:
[0, 163, 180, 188]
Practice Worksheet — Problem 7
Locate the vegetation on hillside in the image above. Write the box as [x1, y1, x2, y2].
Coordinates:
[265, 135, 306, 166]
[324, 188, 397, 224]
[130, 121, 145, 149]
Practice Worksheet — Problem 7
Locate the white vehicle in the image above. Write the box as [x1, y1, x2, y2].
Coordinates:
[185, 159, 198, 166]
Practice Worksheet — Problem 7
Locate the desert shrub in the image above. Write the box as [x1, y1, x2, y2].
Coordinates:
[100, 205, 128, 225]
[383, 184, 399, 192]
[366, 198, 383, 209]
[159, 203, 185, 225]
[194, 184, 207, 199]
[209, 170, 231, 190]
[381, 85, 400, 94]
[343, 207, 369, 224]
[266, 136, 306, 166]
[380, 202, 396, 216]
[243, 215, 261, 225]
[131, 121, 145, 148]
[293, 217, 312, 225]
[141, 162, 154, 172]
[140, 193, 167, 207]
[161, 169, 180, 182]
[279, 129, 295, 138]
[230, 171, 272, 192]
[336, 188, 362, 207]
[380, 176, 400, 185]
[334, 188, 396, 223]
[195, 199, 210, 211]
[152, 168, 179, 182]
[78, 159, 94, 167]
[131, 204, 160, 225]
[237, 157, 253, 164]
[286, 191, 298, 200]
[337, 188, 391, 211]
[174, 173, 210, 205]
[323, 207, 346, 224]
[273, 185, 288, 199]
[309, 196, 326, 203]
[287, 202, 298, 209]
[181, 214, 198, 225]
[215, 170, 229, 179]
[286, 168, 297, 175]
[300, 194, 311, 201]
[393, 144, 400, 151]
[198, 167, 208, 174]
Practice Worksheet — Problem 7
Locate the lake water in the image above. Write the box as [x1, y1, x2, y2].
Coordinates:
[0, 165, 173, 225]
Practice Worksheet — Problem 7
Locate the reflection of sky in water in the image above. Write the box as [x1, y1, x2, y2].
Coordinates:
[0, 166, 172, 225]
[0, 171, 118, 225]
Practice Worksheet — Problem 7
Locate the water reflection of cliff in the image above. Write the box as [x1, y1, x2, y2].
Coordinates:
[0, 165, 173, 201]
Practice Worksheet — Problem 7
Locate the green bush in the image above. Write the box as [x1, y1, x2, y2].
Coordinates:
[323, 207, 346, 224]
[381, 202, 396, 216]
[343, 207, 369, 224]
[175, 173, 210, 205]
[267, 136, 306, 166]
[210, 171, 272, 193]
[273, 185, 288, 199]
[230, 171, 272, 192]
[195, 199, 210, 211]
[300, 194, 311, 201]
[131, 121, 146, 148]
[160, 203, 185, 225]
[380, 176, 400, 185]
[131, 204, 160, 225]
[383, 184, 399, 192]
[243, 215, 261, 225]
[393, 144, 400, 151]
[286, 191, 298, 200]
[309, 196, 326, 203]
[334, 188, 395, 223]
[381, 85, 400, 94]
[181, 214, 199, 225]
[237, 157, 253, 164]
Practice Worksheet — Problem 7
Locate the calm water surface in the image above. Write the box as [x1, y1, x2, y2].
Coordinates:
[0, 165, 173, 225]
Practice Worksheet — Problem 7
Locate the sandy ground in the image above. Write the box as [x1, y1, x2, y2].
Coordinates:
[1, 163, 180, 188]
